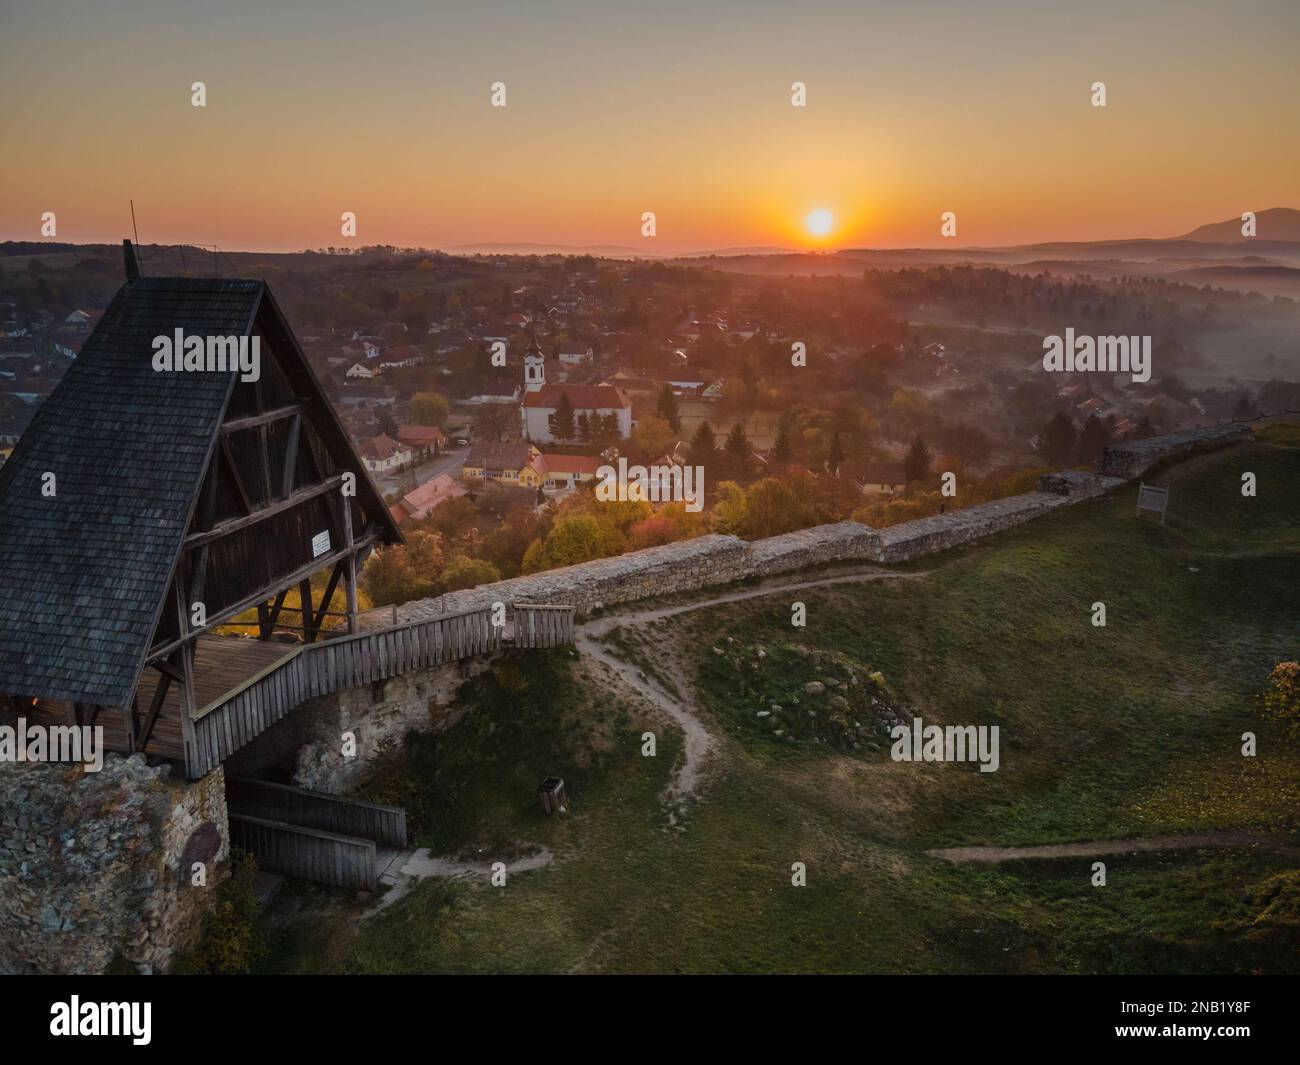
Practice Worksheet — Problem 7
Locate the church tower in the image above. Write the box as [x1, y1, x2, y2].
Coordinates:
[523, 330, 546, 393]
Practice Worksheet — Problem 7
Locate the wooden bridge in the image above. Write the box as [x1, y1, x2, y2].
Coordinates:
[189, 601, 575, 777]
[22, 601, 575, 780]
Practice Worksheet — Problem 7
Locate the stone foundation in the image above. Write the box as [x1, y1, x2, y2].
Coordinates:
[225, 658, 496, 795]
[0, 756, 228, 975]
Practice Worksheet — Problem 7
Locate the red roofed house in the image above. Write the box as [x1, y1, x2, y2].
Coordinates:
[518, 452, 604, 490]
[389, 473, 466, 524]
[397, 424, 446, 458]
[358, 433, 413, 473]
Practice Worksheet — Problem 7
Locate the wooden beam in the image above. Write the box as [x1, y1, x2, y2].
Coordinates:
[150, 657, 185, 684]
[265, 588, 289, 636]
[136, 666, 173, 751]
[219, 435, 254, 514]
[342, 495, 360, 634]
[123, 698, 138, 755]
[145, 530, 382, 663]
[298, 578, 315, 643]
[183, 475, 344, 550]
[221, 403, 304, 435]
[173, 573, 199, 778]
[311, 561, 344, 638]
[258, 423, 274, 504]
[281, 412, 302, 498]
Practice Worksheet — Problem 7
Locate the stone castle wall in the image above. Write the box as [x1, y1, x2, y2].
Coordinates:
[0, 756, 228, 975]
[378, 425, 1246, 624]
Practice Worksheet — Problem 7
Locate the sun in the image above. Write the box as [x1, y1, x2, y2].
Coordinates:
[805, 208, 834, 238]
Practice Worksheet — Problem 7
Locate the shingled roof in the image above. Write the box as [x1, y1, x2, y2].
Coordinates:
[0, 271, 396, 708]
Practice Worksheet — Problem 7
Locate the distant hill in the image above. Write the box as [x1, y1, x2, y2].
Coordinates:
[1177, 207, 1300, 243]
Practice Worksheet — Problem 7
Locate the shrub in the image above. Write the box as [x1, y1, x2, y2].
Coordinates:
[1260, 661, 1300, 740]
[173, 850, 267, 975]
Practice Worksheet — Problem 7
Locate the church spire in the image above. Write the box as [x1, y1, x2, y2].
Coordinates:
[523, 327, 546, 392]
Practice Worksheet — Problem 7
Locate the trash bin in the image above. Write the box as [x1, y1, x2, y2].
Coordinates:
[538, 776, 568, 815]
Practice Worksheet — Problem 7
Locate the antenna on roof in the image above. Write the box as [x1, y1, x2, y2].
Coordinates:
[129, 199, 142, 258]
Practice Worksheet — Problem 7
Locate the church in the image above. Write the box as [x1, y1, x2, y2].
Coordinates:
[518, 333, 631, 444]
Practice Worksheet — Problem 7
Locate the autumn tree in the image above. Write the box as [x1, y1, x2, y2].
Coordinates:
[1041, 413, 1077, 467]
[723, 421, 755, 481]
[548, 392, 577, 442]
[687, 421, 718, 467]
[769, 417, 795, 467]
[409, 391, 450, 427]
[827, 430, 844, 476]
[441, 556, 501, 592]
[631, 415, 675, 462]
[903, 435, 932, 484]
[655, 384, 681, 431]
[1075, 413, 1111, 466]
[1260, 661, 1300, 740]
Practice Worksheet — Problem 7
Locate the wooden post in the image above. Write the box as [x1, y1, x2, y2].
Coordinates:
[298, 578, 315, 643]
[173, 570, 199, 778]
[342, 494, 359, 634]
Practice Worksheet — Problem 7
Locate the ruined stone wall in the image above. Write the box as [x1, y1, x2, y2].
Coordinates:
[0, 757, 228, 975]
[288, 657, 495, 794]
[370, 424, 1250, 625]
[1098, 423, 1251, 479]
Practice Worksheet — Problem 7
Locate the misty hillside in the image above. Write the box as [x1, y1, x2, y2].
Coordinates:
[1179, 207, 1300, 243]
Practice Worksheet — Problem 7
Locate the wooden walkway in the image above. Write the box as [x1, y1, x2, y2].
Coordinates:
[187, 606, 502, 777]
[25, 634, 294, 762]
[25, 600, 576, 779]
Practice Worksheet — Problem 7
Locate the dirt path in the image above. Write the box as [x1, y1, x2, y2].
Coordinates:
[366, 846, 555, 916]
[928, 832, 1297, 864]
[575, 566, 926, 818]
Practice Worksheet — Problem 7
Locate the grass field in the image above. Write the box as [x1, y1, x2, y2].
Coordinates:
[257, 428, 1300, 974]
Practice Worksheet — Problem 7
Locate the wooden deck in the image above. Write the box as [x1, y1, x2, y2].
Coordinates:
[26, 634, 295, 762]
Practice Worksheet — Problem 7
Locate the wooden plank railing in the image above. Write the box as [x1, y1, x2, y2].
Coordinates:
[226, 778, 408, 848]
[513, 603, 576, 648]
[228, 813, 377, 890]
[186, 606, 499, 778]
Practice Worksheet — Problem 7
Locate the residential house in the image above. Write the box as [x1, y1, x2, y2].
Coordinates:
[853, 462, 908, 496]
[518, 452, 603, 491]
[345, 362, 380, 380]
[358, 433, 413, 472]
[389, 473, 466, 525]
[462, 441, 540, 486]
[396, 424, 447, 458]
[558, 343, 594, 366]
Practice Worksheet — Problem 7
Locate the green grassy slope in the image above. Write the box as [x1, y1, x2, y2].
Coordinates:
[260, 429, 1300, 974]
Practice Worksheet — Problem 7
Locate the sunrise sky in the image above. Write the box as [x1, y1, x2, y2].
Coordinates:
[2, 0, 1298, 253]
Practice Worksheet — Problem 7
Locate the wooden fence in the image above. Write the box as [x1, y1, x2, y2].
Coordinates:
[513, 603, 576, 649]
[187, 606, 499, 778]
[228, 813, 377, 891]
[226, 778, 407, 848]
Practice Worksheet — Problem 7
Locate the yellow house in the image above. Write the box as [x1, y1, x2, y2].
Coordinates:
[462, 441, 538, 485]
[519, 452, 604, 490]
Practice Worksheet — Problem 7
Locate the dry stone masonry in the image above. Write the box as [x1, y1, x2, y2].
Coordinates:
[0, 756, 228, 974]
[379, 425, 1249, 625]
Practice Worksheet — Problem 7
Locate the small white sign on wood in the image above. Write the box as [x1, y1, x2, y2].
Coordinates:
[311, 530, 332, 558]
[1136, 483, 1169, 523]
